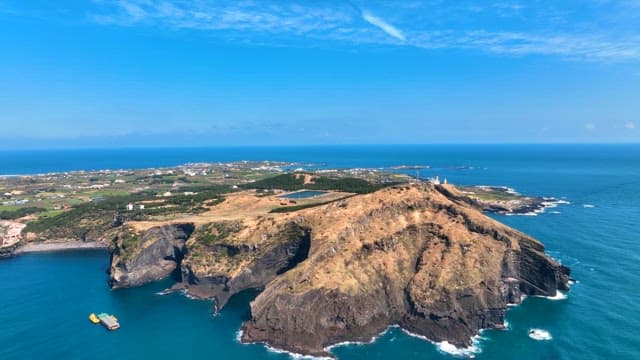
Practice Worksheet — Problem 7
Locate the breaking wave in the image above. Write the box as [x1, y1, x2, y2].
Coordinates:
[528, 329, 552, 341]
[400, 328, 482, 358]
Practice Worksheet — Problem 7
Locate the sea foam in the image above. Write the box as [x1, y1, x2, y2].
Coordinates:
[528, 329, 552, 341]
[400, 328, 482, 358]
[238, 328, 333, 360]
[533, 290, 568, 301]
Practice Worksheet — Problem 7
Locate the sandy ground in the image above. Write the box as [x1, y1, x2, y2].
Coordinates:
[0, 220, 26, 247]
[129, 190, 352, 232]
[15, 241, 108, 253]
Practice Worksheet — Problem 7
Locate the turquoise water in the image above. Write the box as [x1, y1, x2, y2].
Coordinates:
[1, 145, 639, 359]
[280, 190, 328, 199]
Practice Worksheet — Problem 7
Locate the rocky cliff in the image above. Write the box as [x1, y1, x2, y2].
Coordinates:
[109, 183, 570, 357]
[109, 224, 194, 288]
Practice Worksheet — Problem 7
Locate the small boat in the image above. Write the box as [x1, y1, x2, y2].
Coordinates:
[89, 313, 100, 324]
[97, 313, 120, 331]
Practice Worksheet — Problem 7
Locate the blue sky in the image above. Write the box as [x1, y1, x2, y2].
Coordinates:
[0, 0, 639, 148]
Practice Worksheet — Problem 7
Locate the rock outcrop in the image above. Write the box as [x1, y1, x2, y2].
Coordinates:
[177, 221, 312, 310]
[109, 224, 194, 288]
[109, 183, 569, 357]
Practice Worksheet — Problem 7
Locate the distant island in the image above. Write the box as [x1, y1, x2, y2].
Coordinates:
[0, 162, 570, 357]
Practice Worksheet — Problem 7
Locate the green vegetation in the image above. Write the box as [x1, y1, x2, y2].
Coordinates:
[121, 231, 140, 252]
[0, 207, 46, 220]
[23, 184, 233, 235]
[197, 222, 235, 246]
[459, 186, 521, 201]
[26, 208, 109, 235]
[120, 231, 142, 261]
[241, 173, 392, 194]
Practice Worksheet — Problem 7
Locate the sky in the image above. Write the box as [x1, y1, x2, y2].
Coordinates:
[0, 0, 639, 148]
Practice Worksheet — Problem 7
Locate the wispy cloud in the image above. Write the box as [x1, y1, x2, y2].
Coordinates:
[625, 121, 636, 129]
[585, 123, 596, 130]
[87, 0, 640, 62]
[360, 11, 405, 41]
[0, 1, 21, 15]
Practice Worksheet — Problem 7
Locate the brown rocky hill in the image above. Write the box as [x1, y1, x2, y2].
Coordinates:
[109, 183, 570, 357]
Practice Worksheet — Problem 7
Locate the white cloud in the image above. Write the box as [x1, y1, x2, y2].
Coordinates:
[361, 11, 405, 41]
[88, 1, 640, 62]
[624, 121, 636, 129]
[585, 123, 596, 130]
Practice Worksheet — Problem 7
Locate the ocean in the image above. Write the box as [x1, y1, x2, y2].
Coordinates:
[0, 145, 638, 359]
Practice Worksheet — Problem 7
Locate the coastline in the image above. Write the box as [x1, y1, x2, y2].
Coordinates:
[14, 241, 108, 254]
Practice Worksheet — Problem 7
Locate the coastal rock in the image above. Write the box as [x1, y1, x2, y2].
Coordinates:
[240, 184, 569, 356]
[107, 183, 569, 357]
[109, 224, 194, 288]
[446, 185, 558, 215]
[177, 221, 312, 310]
[0, 220, 26, 259]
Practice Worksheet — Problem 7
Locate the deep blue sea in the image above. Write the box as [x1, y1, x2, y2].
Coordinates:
[1, 145, 639, 359]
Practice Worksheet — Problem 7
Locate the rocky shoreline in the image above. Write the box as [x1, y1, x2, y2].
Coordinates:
[452, 185, 567, 216]
[15, 241, 108, 254]
[1, 239, 108, 259]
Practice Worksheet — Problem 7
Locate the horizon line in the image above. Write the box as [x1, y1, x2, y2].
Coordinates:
[1, 142, 640, 151]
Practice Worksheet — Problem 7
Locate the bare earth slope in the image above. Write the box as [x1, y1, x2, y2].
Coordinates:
[109, 183, 570, 357]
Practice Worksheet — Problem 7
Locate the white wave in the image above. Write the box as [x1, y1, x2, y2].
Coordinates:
[400, 328, 482, 358]
[555, 200, 571, 205]
[505, 212, 538, 217]
[583, 204, 595, 208]
[325, 326, 392, 351]
[438, 340, 481, 358]
[550, 211, 561, 214]
[179, 289, 198, 300]
[504, 197, 569, 217]
[528, 328, 552, 341]
[245, 324, 483, 359]
[534, 291, 567, 301]
[241, 330, 333, 360]
[265, 345, 333, 360]
[503, 187, 519, 195]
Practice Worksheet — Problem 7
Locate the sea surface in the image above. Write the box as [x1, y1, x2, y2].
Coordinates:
[1, 145, 639, 360]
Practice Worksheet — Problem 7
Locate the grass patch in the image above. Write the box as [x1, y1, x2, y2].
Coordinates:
[0, 207, 46, 220]
[269, 195, 355, 213]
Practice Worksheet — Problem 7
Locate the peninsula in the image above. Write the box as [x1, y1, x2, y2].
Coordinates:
[0, 163, 570, 357]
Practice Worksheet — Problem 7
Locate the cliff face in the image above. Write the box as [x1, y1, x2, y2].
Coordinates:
[109, 224, 194, 288]
[240, 184, 569, 356]
[177, 221, 312, 310]
[108, 183, 569, 357]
